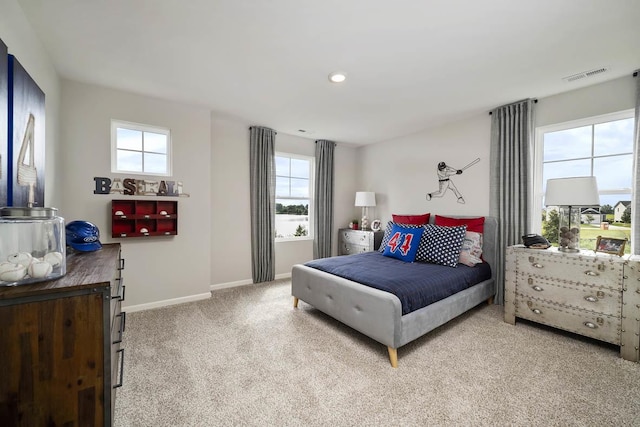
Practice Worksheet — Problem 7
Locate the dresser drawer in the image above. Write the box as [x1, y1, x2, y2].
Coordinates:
[515, 296, 621, 345]
[516, 252, 623, 290]
[516, 276, 622, 317]
[340, 229, 373, 247]
[340, 243, 369, 255]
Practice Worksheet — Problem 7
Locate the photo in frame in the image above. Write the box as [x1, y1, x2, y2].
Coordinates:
[0, 39, 8, 206]
[8, 54, 45, 207]
[595, 236, 626, 256]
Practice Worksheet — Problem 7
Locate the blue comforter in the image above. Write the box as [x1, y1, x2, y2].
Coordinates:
[304, 252, 492, 315]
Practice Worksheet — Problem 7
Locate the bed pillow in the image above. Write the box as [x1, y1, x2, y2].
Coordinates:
[378, 221, 423, 252]
[392, 213, 430, 225]
[434, 215, 485, 233]
[382, 224, 425, 262]
[459, 231, 483, 267]
[415, 224, 467, 267]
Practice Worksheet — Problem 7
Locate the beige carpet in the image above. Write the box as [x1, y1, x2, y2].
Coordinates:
[114, 279, 640, 427]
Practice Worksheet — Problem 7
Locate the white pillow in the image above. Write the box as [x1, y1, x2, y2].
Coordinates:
[459, 231, 483, 267]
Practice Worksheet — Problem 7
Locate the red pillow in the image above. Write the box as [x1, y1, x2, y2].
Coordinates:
[434, 215, 485, 233]
[392, 213, 430, 225]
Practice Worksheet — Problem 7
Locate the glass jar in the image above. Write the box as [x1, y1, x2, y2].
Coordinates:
[557, 206, 582, 252]
[0, 207, 66, 286]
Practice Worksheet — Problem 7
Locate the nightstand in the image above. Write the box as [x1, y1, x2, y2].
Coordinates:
[338, 228, 384, 255]
[504, 245, 640, 362]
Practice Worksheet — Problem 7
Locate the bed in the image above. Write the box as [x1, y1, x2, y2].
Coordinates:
[291, 216, 497, 367]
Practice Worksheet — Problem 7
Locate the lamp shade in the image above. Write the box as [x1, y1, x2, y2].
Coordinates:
[544, 177, 600, 206]
[355, 191, 376, 207]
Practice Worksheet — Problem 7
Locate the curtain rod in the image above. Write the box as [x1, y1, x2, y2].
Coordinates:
[249, 126, 277, 134]
[489, 99, 537, 115]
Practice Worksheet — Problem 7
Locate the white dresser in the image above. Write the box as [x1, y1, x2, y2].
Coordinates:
[504, 245, 640, 362]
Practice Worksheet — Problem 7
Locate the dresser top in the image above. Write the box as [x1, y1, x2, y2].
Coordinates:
[0, 243, 121, 300]
[510, 244, 639, 263]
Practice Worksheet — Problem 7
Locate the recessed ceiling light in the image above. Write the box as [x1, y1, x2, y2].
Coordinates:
[328, 71, 347, 83]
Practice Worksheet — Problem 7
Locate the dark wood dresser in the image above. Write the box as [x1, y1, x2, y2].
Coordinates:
[0, 243, 125, 426]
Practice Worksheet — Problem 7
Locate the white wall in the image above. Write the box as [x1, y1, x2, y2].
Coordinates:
[358, 74, 637, 227]
[536, 75, 635, 127]
[60, 80, 212, 309]
[210, 118, 359, 286]
[359, 114, 492, 222]
[0, 0, 62, 208]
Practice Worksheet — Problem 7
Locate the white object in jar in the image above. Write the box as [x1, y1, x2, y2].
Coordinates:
[7, 252, 33, 269]
[115, 210, 124, 215]
[44, 251, 64, 268]
[159, 210, 168, 215]
[0, 262, 27, 282]
[28, 260, 53, 278]
[140, 227, 149, 233]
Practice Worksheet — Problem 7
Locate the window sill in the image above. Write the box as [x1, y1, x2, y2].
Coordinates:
[275, 236, 313, 243]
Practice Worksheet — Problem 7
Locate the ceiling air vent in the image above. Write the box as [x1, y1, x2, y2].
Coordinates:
[562, 67, 609, 83]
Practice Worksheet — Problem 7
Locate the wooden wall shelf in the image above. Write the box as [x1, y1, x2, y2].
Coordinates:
[111, 199, 178, 238]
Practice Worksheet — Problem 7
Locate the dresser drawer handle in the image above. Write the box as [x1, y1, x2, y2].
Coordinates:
[584, 270, 599, 277]
[114, 348, 125, 388]
[531, 263, 543, 268]
[532, 308, 542, 315]
[113, 312, 126, 344]
[584, 321, 597, 329]
[532, 285, 543, 292]
[584, 296, 598, 302]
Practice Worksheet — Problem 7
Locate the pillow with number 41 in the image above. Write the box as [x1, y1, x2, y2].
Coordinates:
[382, 223, 425, 262]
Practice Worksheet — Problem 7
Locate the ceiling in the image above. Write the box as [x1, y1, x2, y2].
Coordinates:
[17, 0, 640, 146]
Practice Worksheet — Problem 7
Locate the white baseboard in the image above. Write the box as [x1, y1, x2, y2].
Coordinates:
[123, 292, 211, 313]
[124, 273, 294, 312]
[210, 278, 253, 291]
[209, 272, 292, 292]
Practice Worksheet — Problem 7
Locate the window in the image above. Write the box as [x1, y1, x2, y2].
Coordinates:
[275, 153, 314, 241]
[534, 110, 633, 253]
[111, 120, 171, 176]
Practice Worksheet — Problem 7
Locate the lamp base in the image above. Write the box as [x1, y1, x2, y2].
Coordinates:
[557, 205, 582, 253]
[361, 215, 369, 230]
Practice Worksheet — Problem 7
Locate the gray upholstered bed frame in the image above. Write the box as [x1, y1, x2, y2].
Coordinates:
[291, 216, 497, 367]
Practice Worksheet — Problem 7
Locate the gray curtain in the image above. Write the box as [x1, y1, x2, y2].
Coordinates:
[249, 126, 276, 283]
[632, 71, 640, 255]
[313, 140, 336, 259]
[489, 99, 534, 304]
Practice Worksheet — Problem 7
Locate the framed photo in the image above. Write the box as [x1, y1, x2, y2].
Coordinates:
[595, 236, 626, 256]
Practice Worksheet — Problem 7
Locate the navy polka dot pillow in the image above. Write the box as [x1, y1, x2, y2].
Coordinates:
[415, 224, 467, 267]
[378, 221, 423, 253]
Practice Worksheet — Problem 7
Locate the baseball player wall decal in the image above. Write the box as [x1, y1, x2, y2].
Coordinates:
[426, 158, 480, 204]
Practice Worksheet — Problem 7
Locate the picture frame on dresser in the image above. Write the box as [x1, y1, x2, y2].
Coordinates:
[595, 236, 626, 256]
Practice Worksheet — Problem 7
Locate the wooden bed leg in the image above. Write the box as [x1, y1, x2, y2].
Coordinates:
[293, 297, 299, 308]
[487, 296, 494, 305]
[387, 347, 398, 368]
